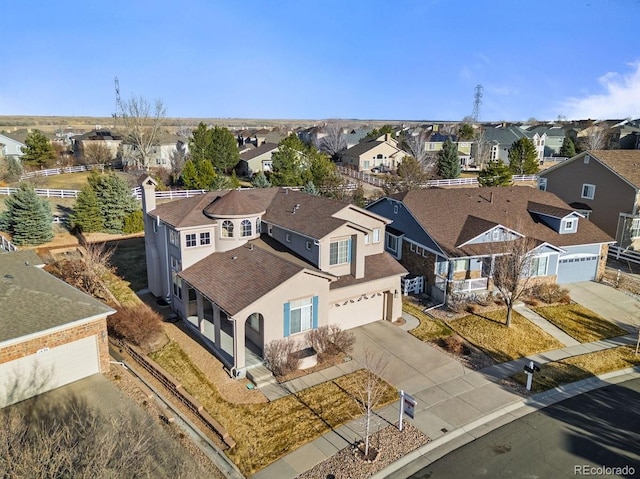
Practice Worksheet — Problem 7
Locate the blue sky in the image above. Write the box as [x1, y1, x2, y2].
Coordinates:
[2, 0, 639, 121]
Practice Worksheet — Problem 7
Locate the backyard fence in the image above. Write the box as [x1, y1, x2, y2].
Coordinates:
[608, 245, 640, 266]
[19, 164, 106, 180]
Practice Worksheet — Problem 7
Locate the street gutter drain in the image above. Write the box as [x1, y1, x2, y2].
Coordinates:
[441, 428, 448, 433]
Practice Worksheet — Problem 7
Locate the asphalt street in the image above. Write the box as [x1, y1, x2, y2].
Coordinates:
[408, 378, 640, 479]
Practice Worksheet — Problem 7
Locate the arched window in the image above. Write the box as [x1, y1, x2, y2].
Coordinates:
[256, 217, 261, 234]
[222, 220, 234, 238]
[376, 153, 383, 159]
[241, 219, 252, 237]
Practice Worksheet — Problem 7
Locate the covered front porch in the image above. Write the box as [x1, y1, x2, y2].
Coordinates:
[185, 289, 265, 378]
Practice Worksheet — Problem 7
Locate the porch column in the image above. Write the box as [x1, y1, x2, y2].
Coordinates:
[197, 292, 205, 334]
[213, 303, 221, 347]
[233, 318, 246, 370]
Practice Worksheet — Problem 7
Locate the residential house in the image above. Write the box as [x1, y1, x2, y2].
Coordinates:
[236, 142, 279, 176]
[526, 125, 566, 157]
[0, 133, 26, 159]
[472, 126, 546, 165]
[538, 150, 640, 249]
[0, 250, 114, 408]
[340, 134, 406, 172]
[121, 133, 189, 170]
[141, 178, 406, 378]
[366, 187, 612, 305]
[72, 130, 122, 162]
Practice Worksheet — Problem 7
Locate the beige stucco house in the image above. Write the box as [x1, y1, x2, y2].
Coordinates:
[141, 178, 406, 378]
[236, 142, 278, 176]
[340, 135, 406, 172]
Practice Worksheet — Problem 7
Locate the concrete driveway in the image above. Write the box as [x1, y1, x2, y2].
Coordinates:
[565, 281, 640, 333]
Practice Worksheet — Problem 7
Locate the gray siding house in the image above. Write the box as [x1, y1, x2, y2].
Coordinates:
[366, 187, 613, 304]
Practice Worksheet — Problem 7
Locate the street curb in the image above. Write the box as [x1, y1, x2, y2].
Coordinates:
[370, 366, 640, 479]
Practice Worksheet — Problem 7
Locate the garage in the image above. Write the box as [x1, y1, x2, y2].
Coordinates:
[1, 250, 113, 409]
[556, 255, 599, 284]
[0, 336, 101, 408]
[329, 291, 388, 330]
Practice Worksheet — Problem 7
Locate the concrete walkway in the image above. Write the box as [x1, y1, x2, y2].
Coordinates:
[513, 303, 580, 346]
[252, 282, 640, 479]
[566, 281, 640, 332]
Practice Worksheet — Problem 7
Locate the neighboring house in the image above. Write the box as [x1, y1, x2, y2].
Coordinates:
[141, 178, 406, 378]
[343, 128, 371, 149]
[72, 130, 122, 162]
[236, 142, 279, 176]
[121, 133, 189, 169]
[539, 150, 640, 249]
[0, 133, 26, 159]
[473, 126, 546, 165]
[366, 187, 612, 305]
[0, 250, 114, 408]
[340, 135, 406, 172]
[527, 125, 566, 157]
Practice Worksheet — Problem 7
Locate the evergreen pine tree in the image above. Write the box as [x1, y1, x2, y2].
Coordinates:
[92, 173, 138, 233]
[478, 160, 512, 187]
[436, 138, 461, 179]
[181, 159, 200, 189]
[251, 171, 271, 188]
[302, 181, 320, 195]
[508, 138, 539, 175]
[559, 137, 576, 158]
[71, 185, 104, 232]
[21, 130, 56, 169]
[0, 183, 53, 245]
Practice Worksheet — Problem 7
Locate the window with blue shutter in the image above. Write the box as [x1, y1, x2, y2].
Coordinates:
[286, 297, 316, 335]
[283, 302, 291, 337]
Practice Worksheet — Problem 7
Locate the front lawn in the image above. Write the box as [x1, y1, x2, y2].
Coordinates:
[402, 298, 453, 341]
[150, 340, 397, 476]
[532, 304, 628, 343]
[511, 346, 640, 393]
[450, 310, 564, 363]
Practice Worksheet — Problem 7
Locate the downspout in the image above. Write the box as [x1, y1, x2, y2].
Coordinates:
[164, 219, 172, 304]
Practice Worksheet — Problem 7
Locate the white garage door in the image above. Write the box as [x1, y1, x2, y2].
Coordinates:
[0, 335, 100, 408]
[557, 255, 599, 284]
[329, 293, 385, 330]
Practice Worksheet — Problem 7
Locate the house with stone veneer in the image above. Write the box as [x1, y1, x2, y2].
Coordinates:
[0, 250, 114, 408]
[366, 187, 613, 305]
[141, 178, 406, 378]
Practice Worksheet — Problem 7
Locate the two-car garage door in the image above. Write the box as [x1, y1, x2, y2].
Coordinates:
[556, 255, 599, 284]
[0, 335, 100, 408]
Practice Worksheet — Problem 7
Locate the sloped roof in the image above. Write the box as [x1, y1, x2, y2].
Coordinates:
[330, 253, 407, 289]
[203, 189, 268, 217]
[481, 126, 530, 145]
[0, 251, 114, 343]
[239, 142, 278, 161]
[391, 186, 612, 258]
[589, 150, 640, 188]
[178, 242, 307, 316]
[342, 139, 401, 157]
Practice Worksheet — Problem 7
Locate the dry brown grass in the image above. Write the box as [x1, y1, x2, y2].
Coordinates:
[532, 304, 628, 343]
[402, 298, 453, 342]
[512, 346, 640, 392]
[150, 341, 396, 476]
[450, 310, 564, 363]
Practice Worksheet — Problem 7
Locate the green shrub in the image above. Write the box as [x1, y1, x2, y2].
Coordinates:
[123, 210, 144, 234]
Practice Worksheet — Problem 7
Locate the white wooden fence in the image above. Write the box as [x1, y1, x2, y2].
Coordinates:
[608, 245, 640, 266]
[19, 164, 105, 180]
[0, 235, 17, 252]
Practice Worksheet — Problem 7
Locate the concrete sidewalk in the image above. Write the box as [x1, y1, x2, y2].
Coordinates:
[253, 282, 640, 479]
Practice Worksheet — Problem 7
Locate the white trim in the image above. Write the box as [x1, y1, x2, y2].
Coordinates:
[581, 183, 596, 200]
[457, 224, 524, 248]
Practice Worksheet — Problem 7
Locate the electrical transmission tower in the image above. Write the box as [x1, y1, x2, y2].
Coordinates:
[472, 84, 483, 122]
[113, 76, 122, 129]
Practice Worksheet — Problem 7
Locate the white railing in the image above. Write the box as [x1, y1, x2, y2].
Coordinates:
[0, 235, 18, 251]
[19, 164, 105, 180]
[511, 175, 538, 182]
[337, 166, 387, 188]
[426, 177, 478, 187]
[401, 275, 425, 295]
[452, 277, 489, 293]
[608, 245, 640, 266]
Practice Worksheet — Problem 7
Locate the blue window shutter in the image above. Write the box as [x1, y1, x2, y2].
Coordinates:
[312, 296, 319, 329]
[283, 302, 291, 337]
[347, 239, 352, 263]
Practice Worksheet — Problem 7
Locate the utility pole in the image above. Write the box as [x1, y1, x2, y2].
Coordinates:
[472, 84, 483, 122]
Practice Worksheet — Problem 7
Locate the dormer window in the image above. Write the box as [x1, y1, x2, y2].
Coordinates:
[492, 229, 501, 241]
[564, 220, 575, 231]
[222, 220, 234, 238]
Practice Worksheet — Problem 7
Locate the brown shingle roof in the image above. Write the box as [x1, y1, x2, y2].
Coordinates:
[330, 253, 407, 290]
[392, 186, 612, 258]
[178, 242, 307, 316]
[203, 189, 268, 217]
[239, 142, 278, 161]
[589, 150, 640, 188]
[526, 201, 576, 219]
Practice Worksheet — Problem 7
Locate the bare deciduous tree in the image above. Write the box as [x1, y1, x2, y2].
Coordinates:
[317, 120, 347, 160]
[119, 95, 167, 169]
[82, 141, 113, 164]
[351, 350, 390, 459]
[403, 130, 435, 170]
[580, 125, 608, 151]
[169, 141, 188, 184]
[472, 128, 492, 169]
[490, 235, 540, 327]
